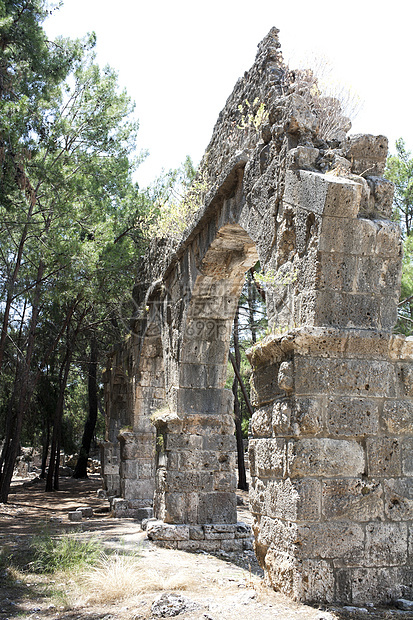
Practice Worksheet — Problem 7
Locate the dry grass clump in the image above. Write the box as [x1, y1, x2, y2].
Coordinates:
[77, 553, 190, 605]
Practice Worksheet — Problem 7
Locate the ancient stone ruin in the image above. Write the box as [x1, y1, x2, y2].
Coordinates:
[102, 28, 413, 605]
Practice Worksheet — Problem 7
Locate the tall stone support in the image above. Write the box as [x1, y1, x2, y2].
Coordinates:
[152, 390, 237, 525]
[102, 318, 164, 515]
[249, 330, 413, 604]
[102, 360, 130, 497]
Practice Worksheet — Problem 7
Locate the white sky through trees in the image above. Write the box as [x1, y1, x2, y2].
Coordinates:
[45, 0, 410, 188]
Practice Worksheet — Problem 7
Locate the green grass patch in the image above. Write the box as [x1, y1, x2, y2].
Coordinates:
[29, 532, 102, 573]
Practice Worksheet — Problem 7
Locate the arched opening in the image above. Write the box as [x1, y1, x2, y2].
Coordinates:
[152, 223, 259, 526]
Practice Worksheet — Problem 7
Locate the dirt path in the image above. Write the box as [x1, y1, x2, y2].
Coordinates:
[0, 476, 411, 620]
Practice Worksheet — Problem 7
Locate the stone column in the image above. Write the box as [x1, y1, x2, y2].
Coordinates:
[249, 328, 413, 604]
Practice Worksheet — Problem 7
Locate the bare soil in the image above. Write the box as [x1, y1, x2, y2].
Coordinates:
[0, 476, 411, 620]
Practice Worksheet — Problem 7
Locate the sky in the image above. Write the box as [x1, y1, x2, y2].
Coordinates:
[45, 0, 411, 189]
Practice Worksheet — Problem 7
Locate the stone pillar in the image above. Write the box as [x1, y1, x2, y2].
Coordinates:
[248, 328, 413, 604]
[152, 388, 237, 525]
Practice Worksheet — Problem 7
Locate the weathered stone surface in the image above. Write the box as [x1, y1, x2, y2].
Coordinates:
[384, 478, 413, 521]
[298, 522, 365, 565]
[288, 438, 365, 478]
[249, 438, 286, 478]
[322, 479, 383, 521]
[366, 437, 401, 476]
[263, 478, 321, 521]
[344, 134, 388, 176]
[383, 400, 413, 434]
[402, 438, 413, 475]
[295, 357, 395, 397]
[284, 170, 362, 218]
[147, 520, 189, 541]
[325, 396, 379, 436]
[365, 522, 407, 566]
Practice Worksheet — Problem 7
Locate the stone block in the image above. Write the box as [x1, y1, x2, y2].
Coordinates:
[165, 433, 203, 450]
[325, 396, 379, 437]
[376, 220, 402, 257]
[68, 511, 82, 522]
[299, 559, 335, 604]
[213, 471, 237, 492]
[120, 434, 156, 459]
[179, 362, 227, 389]
[76, 507, 93, 518]
[198, 492, 237, 524]
[202, 434, 236, 452]
[165, 471, 214, 494]
[291, 397, 323, 436]
[164, 492, 191, 524]
[262, 546, 298, 600]
[286, 146, 319, 170]
[400, 365, 413, 396]
[249, 438, 286, 478]
[204, 524, 236, 540]
[298, 522, 365, 565]
[171, 449, 219, 472]
[344, 134, 388, 177]
[264, 478, 321, 521]
[221, 539, 244, 552]
[315, 290, 381, 329]
[253, 515, 296, 552]
[318, 253, 358, 292]
[181, 336, 228, 364]
[350, 567, 403, 605]
[365, 522, 408, 566]
[180, 413, 234, 436]
[189, 525, 204, 540]
[176, 387, 233, 415]
[322, 478, 383, 521]
[250, 360, 282, 406]
[120, 460, 138, 478]
[121, 478, 155, 501]
[380, 295, 400, 332]
[248, 477, 266, 515]
[147, 520, 189, 541]
[366, 437, 401, 476]
[176, 540, 201, 551]
[402, 438, 413, 475]
[288, 438, 365, 478]
[383, 400, 413, 434]
[284, 170, 362, 218]
[320, 216, 378, 256]
[384, 478, 413, 521]
[251, 405, 273, 437]
[295, 357, 394, 398]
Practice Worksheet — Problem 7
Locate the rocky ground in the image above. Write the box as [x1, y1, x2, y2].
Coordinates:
[1, 476, 413, 620]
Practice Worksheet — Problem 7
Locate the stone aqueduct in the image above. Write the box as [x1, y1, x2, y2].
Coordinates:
[102, 29, 413, 604]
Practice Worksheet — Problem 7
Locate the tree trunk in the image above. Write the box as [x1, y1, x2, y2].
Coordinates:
[0, 261, 44, 503]
[73, 335, 98, 479]
[232, 308, 248, 491]
[40, 418, 50, 479]
[46, 344, 72, 492]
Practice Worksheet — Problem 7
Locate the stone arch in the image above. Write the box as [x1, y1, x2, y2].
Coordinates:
[153, 222, 259, 525]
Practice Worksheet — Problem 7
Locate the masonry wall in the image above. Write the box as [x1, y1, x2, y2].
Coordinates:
[103, 26, 413, 604]
[249, 329, 413, 603]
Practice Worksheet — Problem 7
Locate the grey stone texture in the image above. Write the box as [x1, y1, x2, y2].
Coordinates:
[102, 27, 413, 606]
